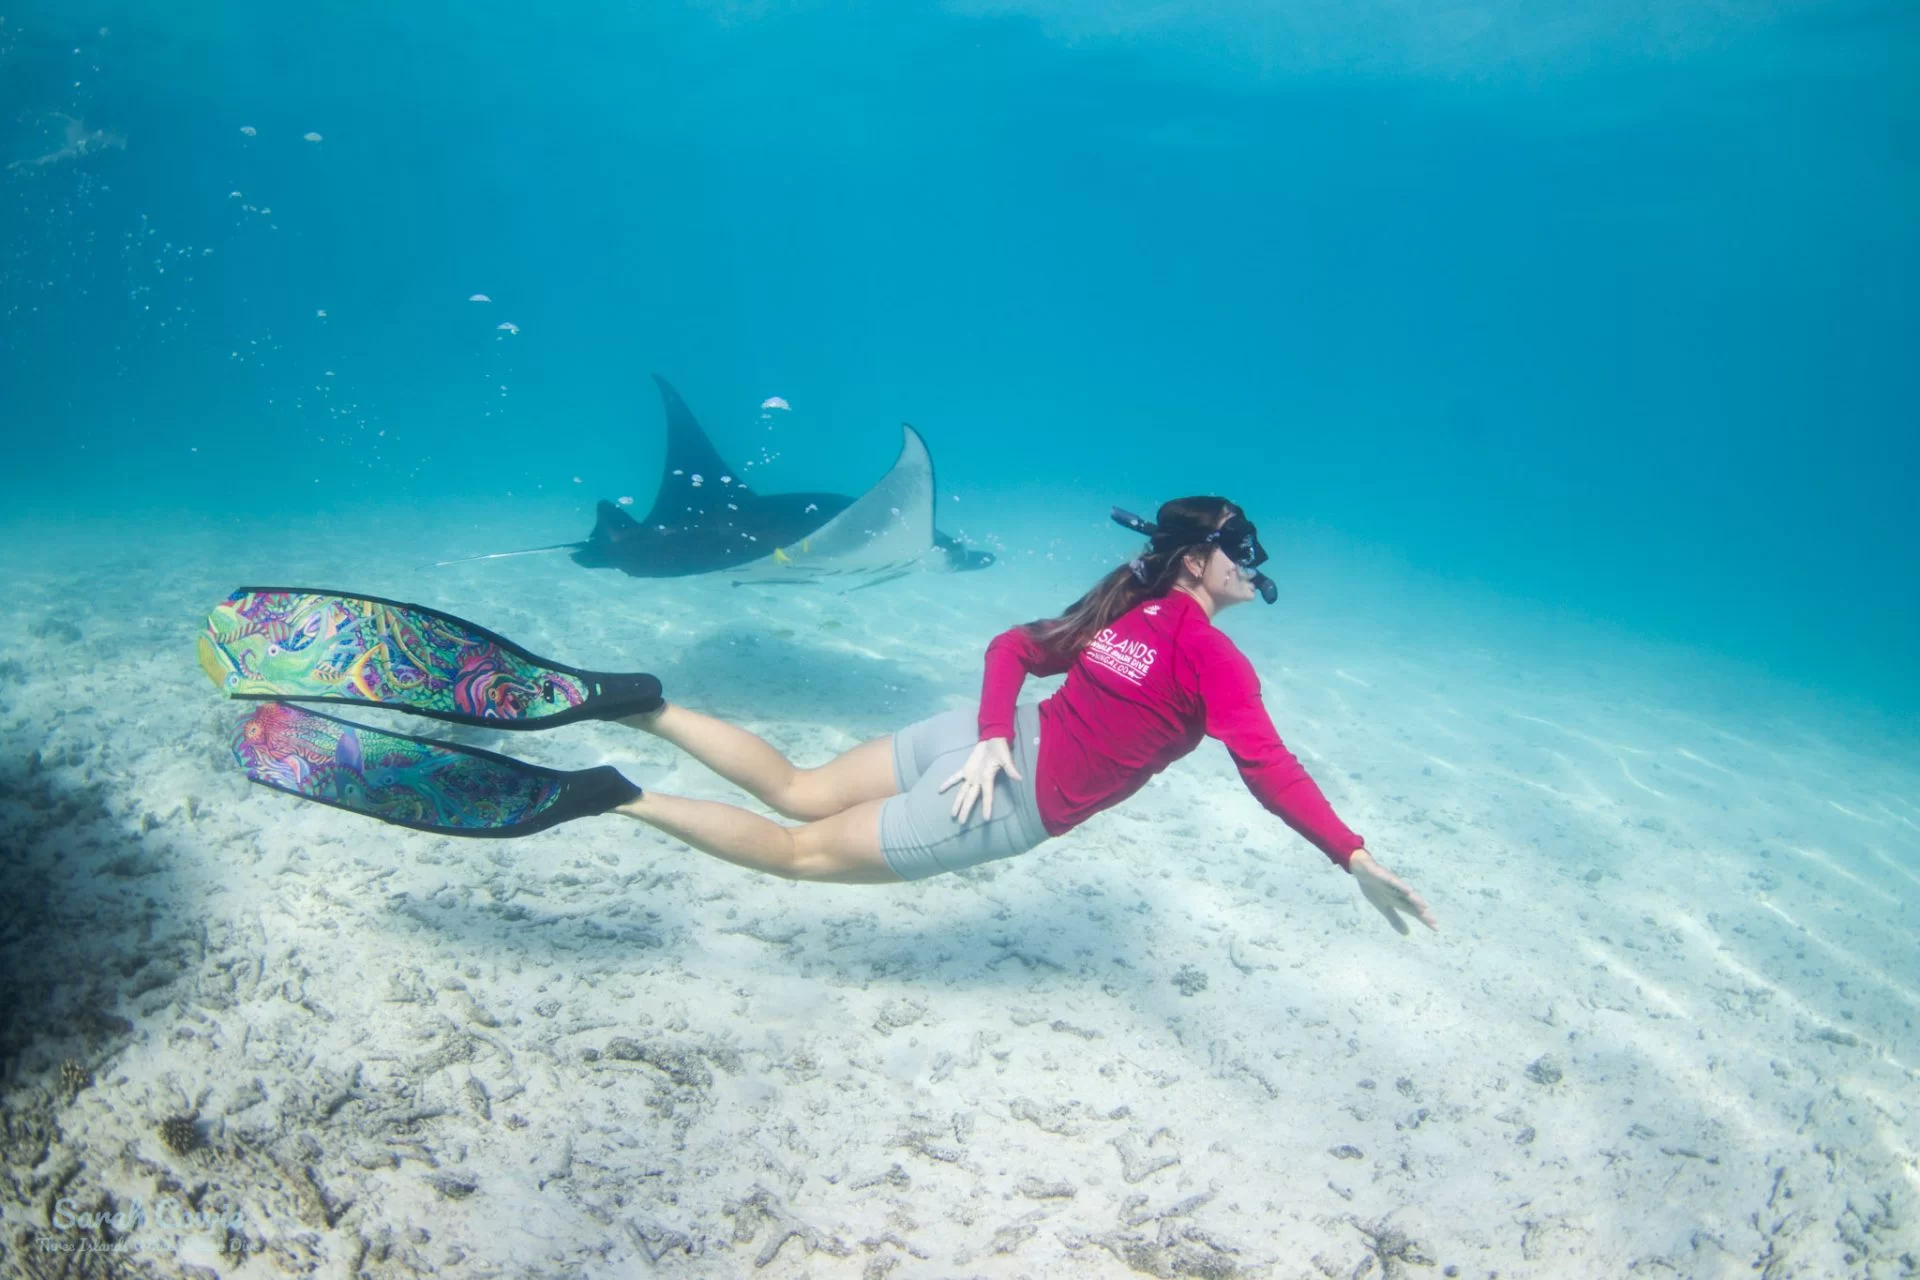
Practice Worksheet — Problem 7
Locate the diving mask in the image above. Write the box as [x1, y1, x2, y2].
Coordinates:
[1111, 506, 1277, 604]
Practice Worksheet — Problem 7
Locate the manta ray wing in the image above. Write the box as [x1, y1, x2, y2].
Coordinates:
[640, 374, 755, 529]
[726, 426, 939, 587]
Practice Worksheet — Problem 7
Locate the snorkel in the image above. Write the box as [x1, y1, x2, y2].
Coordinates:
[1111, 506, 1278, 605]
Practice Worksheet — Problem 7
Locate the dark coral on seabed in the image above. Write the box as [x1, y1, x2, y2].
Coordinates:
[158, 1114, 201, 1156]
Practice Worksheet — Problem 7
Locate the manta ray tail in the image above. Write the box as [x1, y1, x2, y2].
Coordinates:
[429, 541, 584, 569]
[429, 497, 644, 572]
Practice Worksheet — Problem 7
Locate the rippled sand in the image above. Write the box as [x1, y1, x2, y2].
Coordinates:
[2, 502, 1914, 1276]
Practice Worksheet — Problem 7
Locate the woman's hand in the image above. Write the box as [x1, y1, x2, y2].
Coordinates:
[1348, 848, 1438, 935]
[939, 737, 1022, 824]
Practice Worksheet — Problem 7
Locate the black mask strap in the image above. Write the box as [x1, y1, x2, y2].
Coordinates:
[1114, 509, 1161, 585]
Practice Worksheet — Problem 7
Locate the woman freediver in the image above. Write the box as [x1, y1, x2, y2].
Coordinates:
[206, 497, 1435, 934]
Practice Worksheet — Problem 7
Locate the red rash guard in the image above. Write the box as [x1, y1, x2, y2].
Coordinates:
[976, 590, 1364, 869]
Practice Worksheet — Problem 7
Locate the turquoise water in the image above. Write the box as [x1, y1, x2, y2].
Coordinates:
[4, 5, 1919, 1274]
[4, 1, 1915, 713]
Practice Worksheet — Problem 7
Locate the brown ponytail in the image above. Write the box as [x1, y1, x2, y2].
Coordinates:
[1019, 496, 1240, 657]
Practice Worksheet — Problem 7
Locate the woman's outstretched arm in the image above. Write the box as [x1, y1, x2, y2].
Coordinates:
[1347, 848, 1439, 934]
[1186, 635, 1439, 933]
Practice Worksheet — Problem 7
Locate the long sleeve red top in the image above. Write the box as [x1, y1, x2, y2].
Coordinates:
[976, 590, 1364, 869]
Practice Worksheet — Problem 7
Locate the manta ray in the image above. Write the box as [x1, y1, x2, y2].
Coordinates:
[442, 375, 994, 588]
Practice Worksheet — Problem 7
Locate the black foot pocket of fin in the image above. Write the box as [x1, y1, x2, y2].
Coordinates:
[590, 673, 666, 720]
[201, 588, 664, 728]
[232, 702, 642, 837]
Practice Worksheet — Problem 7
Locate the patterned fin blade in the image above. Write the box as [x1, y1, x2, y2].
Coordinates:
[201, 588, 661, 727]
[230, 703, 638, 837]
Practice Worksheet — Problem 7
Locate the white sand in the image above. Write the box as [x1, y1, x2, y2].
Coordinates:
[1, 502, 1915, 1278]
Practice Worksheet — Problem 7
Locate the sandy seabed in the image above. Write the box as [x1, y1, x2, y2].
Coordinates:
[1, 504, 1915, 1279]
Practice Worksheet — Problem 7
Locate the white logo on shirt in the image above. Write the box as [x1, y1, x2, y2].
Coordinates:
[1084, 626, 1157, 685]
[1143, 605, 1161, 616]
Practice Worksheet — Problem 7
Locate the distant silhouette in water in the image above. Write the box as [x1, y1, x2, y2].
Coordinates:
[434, 373, 997, 584]
[8, 113, 125, 171]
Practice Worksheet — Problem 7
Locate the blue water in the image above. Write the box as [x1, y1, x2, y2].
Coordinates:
[6, 8, 1920, 1271]
[3, 0, 1915, 713]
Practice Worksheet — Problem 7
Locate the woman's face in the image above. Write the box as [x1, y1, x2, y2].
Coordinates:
[1206, 547, 1260, 606]
[1181, 546, 1258, 609]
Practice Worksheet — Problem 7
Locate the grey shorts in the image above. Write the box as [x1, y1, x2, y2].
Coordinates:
[879, 703, 1049, 881]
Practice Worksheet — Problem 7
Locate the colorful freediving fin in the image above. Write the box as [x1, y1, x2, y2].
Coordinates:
[231, 702, 642, 837]
[199, 587, 663, 728]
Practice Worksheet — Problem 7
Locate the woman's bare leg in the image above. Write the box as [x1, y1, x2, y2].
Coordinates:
[613, 792, 899, 884]
[618, 703, 897, 820]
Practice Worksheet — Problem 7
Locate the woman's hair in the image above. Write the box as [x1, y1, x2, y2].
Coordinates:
[1020, 496, 1240, 656]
